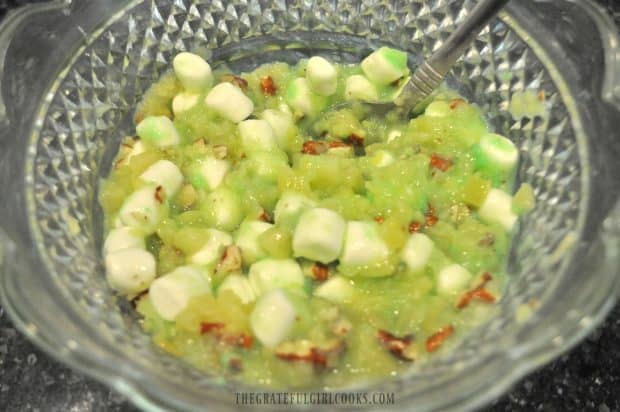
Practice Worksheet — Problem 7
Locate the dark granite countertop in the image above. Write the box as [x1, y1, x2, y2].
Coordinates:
[1, 0, 620, 411]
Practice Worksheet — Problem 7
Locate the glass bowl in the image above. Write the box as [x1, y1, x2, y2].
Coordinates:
[1, 0, 620, 410]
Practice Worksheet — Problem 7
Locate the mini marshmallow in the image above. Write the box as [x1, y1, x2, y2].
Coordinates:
[260, 108, 294, 148]
[140, 160, 184, 197]
[293, 208, 346, 264]
[250, 289, 297, 348]
[218, 274, 256, 304]
[205, 82, 254, 123]
[340, 221, 389, 267]
[204, 187, 243, 231]
[238, 119, 277, 152]
[274, 192, 316, 227]
[105, 248, 156, 295]
[172, 92, 200, 115]
[314, 276, 354, 304]
[118, 185, 162, 231]
[361, 47, 409, 85]
[149, 265, 212, 321]
[192, 157, 230, 191]
[476, 133, 519, 172]
[248, 258, 305, 297]
[306, 56, 338, 96]
[103, 227, 145, 255]
[173, 52, 213, 92]
[478, 188, 517, 231]
[235, 220, 274, 265]
[136, 116, 181, 147]
[437, 264, 472, 296]
[401, 233, 434, 272]
[189, 229, 233, 266]
[287, 78, 316, 116]
[344, 75, 379, 102]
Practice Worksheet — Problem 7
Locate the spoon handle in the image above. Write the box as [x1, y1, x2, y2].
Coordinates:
[432, 0, 510, 73]
[396, 0, 510, 109]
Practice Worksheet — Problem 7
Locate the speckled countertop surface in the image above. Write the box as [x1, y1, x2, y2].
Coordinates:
[1, 1, 620, 411]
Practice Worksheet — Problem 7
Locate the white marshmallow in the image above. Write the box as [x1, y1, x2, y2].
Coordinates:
[189, 229, 233, 266]
[401, 233, 434, 272]
[250, 289, 297, 348]
[204, 187, 243, 231]
[437, 264, 472, 296]
[344, 75, 379, 102]
[173, 52, 213, 92]
[238, 119, 277, 152]
[248, 258, 305, 297]
[235, 220, 274, 265]
[260, 108, 294, 148]
[287, 78, 315, 116]
[136, 116, 181, 147]
[140, 160, 184, 197]
[218, 274, 256, 304]
[478, 133, 519, 172]
[314, 276, 354, 304]
[478, 188, 517, 231]
[172, 92, 200, 115]
[361, 47, 409, 85]
[205, 82, 254, 123]
[293, 208, 346, 264]
[425, 101, 451, 117]
[149, 265, 212, 321]
[306, 56, 338, 96]
[105, 248, 156, 295]
[274, 192, 316, 227]
[340, 221, 389, 267]
[118, 185, 162, 231]
[193, 157, 230, 191]
[103, 227, 145, 255]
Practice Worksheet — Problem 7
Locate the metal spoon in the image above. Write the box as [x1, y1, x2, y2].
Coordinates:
[395, 0, 511, 111]
[314, 0, 511, 125]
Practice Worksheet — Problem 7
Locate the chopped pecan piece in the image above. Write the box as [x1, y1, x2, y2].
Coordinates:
[154, 185, 166, 203]
[258, 209, 273, 223]
[408, 221, 421, 233]
[302, 140, 328, 155]
[275, 339, 345, 368]
[221, 74, 248, 91]
[456, 272, 496, 309]
[345, 133, 365, 147]
[377, 330, 416, 361]
[426, 325, 454, 352]
[430, 153, 453, 172]
[200, 322, 225, 334]
[425, 204, 438, 228]
[328, 141, 351, 148]
[449, 98, 466, 109]
[311, 263, 329, 281]
[260, 76, 277, 96]
[217, 245, 242, 274]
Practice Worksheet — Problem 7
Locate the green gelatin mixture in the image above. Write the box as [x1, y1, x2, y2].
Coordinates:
[100, 51, 533, 389]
